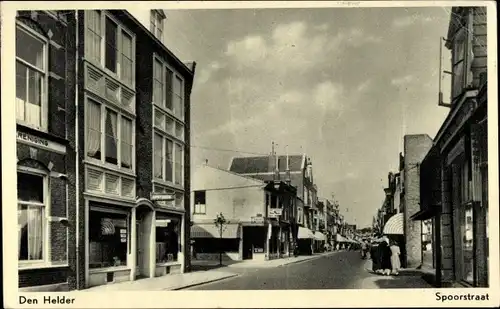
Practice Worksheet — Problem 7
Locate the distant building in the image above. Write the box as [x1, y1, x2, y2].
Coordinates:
[190, 164, 296, 261]
[229, 153, 323, 254]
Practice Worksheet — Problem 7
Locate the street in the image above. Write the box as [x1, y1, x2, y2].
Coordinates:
[186, 251, 414, 290]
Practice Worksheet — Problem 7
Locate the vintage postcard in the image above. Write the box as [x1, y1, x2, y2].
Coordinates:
[1, 1, 498, 308]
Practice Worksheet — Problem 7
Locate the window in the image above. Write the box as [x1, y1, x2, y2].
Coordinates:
[89, 210, 128, 269]
[150, 10, 165, 41]
[194, 191, 206, 214]
[18, 172, 46, 262]
[153, 133, 184, 186]
[152, 57, 185, 121]
[155, 215, 180, 263]
[455, 159, 474, 284]
[85, 10, 135, 85]
[86, 98, 134, 170]
[16, 25, 47, 130]
[85, 10, 102, 63]
[174, 143, 183, 185]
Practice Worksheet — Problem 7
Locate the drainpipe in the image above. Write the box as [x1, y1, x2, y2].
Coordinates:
[74, 10, 80, 290]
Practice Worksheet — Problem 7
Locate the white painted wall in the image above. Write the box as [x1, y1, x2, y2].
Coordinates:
[191, 165, 266, 222]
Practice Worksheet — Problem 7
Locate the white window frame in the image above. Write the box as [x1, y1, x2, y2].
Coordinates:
[84, 94, 136, 173]
[150, 10, 165, 41]
[152, 54, 185, 188]
[152, 54, 185, 122]
[193, 191, 206, 214]
[15, 22, 49, 132]
[17, 167, 50, 268]
[84, 10, 136, 88]
[152, 131, 184, 187]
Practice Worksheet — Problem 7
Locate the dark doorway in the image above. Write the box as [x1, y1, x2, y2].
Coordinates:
[243, 227, 265, 260]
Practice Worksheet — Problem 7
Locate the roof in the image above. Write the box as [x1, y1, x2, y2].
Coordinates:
[229, 155, 305, 174]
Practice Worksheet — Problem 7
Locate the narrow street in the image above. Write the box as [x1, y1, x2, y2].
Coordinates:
[187, 251, 400, 290]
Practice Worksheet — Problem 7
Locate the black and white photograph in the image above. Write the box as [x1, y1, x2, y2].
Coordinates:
[1, 1, 498, 308]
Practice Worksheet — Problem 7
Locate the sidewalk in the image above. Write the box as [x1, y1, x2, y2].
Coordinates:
[80, 270, 238, 292]
[359, 268, 434, 289]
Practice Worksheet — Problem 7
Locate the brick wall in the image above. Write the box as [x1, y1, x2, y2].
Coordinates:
[16, 10, 77, 289]
[403, 134, 433, 268]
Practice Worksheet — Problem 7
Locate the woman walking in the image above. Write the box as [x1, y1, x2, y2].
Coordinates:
[379, 237, 392, 275]
[390, 240, 401, 275]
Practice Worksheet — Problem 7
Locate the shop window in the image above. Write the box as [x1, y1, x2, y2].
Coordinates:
[194, 191, 206, 214]
[18, 171, 46, 262]
[16, 24, 47, 130]
[457, 159, 474, 284]
[155, 216, 180, 263]
[88, 210, 128, 269]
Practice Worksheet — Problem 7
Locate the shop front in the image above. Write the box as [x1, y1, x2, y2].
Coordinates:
[17, 131, 73, 291]
[434, 85, 488, 288]
[85, 198, 185, 288]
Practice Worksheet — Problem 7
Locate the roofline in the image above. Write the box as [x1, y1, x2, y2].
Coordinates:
[197, 164, 265, 185]
[121, 10, 195, 77]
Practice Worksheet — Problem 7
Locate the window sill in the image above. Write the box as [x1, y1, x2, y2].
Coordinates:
[83, 58, 136, 92]
[19, 262, 69, 270]
[152, 179, 184, 191]
[153, 103, 185, 124]
[84, 159, 136, 177]
[155, 261, 181, 267]
[89, 266, 130, 274]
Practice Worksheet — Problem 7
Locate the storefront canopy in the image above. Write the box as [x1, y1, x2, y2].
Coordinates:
[383, 213, 404, 235]
[335, 234, 347, 242]
[191, 224, 240, 239]
[298, 227, 315, 239]
[314, 231, 326, 241]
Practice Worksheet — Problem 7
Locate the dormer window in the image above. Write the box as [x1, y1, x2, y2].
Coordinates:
[150, 10, 165, 41]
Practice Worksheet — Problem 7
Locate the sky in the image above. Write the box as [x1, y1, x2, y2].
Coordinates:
[160, 6, 454, 228]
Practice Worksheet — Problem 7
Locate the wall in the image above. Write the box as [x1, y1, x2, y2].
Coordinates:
[16, 10, 77, 290]
[471, 7, 487, 87]
[192, 165, 265, 222]
[403, 134, 433, 268]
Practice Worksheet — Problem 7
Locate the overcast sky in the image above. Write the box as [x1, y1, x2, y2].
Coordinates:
[161, 6, 453, 228]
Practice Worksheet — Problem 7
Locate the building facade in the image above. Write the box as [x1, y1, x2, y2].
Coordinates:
[190, 164, 296, 261]
[416, 6, 488, 288]
[229, 153, 319, 254]
[76, 9, 195, 289]
[15, 10, 78, 292]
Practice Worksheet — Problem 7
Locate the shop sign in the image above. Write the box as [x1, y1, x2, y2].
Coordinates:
[254, 247, 264, 253]
[251, 216, 264, 224]
[150, 193, 175, 201]
[268, 208, 282, 218]
[16, 131, 66, 154]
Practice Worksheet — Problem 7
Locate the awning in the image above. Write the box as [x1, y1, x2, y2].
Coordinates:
[314, 231, 326, 241]
[411, 207, 438, 221]
[383, 213, 404, 235]
[298, 227, 314, 239]
[191, 224, 240, 239]
[335, 234, 347, 242]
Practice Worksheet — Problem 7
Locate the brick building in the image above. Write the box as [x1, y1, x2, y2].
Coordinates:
[15, 10, 77, 291]
[76, 10, 195, 289]
[414, 7, 488, 288]
[190, 163, 297, 261]
[229, 153, 321, 254]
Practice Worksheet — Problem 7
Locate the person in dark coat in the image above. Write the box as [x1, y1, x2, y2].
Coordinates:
[370, 242, 380, 273]
[379, 237, 392, 275]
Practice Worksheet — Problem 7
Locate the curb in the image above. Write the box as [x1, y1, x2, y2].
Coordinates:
[170, 273, 240, 290]
[276, 251, 338, 268]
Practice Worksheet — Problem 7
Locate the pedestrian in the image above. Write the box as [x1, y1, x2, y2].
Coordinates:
[370, 242, 380, 273]
[379, 236, 392, 276]
[390, 240, 401, 275]
[361, 241, 367, 259]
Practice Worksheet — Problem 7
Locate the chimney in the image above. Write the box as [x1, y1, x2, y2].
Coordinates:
[269, 142, 277, 180]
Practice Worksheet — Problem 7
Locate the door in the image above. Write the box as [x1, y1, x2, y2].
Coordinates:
[136, 221, 145, 278]
[242, 227, 253, 260]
